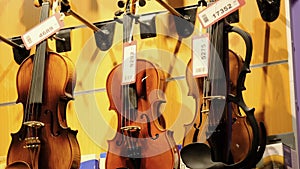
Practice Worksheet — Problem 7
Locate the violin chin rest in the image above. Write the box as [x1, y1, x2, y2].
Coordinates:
[180, 143, 225, 169]
[6, 161, 31, 169]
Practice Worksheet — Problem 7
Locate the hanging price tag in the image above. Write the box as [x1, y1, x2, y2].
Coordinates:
[192, 34, 210, 77]
[122, 41, 137, 85]
[21, 13, 64, 50]
[198, 0, 245, 28]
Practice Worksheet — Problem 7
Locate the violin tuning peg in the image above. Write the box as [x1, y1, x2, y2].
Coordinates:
[139, 0, 146, 7]
[115, 10, 124, 17]
[33, 0, 43, 7]
[117, 0, 125, 8]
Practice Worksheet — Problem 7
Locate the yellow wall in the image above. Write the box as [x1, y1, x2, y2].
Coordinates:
[0, 0, 294, 167]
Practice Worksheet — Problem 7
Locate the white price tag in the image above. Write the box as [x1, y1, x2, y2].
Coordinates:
[198, 0, 245, 28]
[192, 34, 210, 77]
[21, 13, 64, 50]
[122, 41, 137, 85]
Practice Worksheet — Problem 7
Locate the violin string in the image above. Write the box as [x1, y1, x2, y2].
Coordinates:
[35, 44, 44, 121]
[207, 0, 220, 130]
[122, 0, 137, 149]
[130, 0, 137, 151]
[27, 1, 50, 126]
[129, 0, 139, 44]
[123, 0, 129, 131]
[197, 0, 206, 135]
[212, 19, 220, 126]
[24, 2, 47, 122]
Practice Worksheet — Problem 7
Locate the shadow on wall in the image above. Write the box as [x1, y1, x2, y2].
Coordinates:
[252, 17, 291, 134]
[90, 0, 99, 12]
[20, 0, 40, 32]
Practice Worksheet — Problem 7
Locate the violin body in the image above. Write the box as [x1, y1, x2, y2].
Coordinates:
[6, 52, 81, 169]
[183, 50, 253, 163]
[105, 59, 179, 169]
[228, 50, 253, 163]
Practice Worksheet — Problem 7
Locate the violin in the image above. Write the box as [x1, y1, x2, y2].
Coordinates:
[181, 0, 266, 168]
[227, 50, 253, 163]
[183, 49, 253, 162]
[6, 1, 80, 169]
[106, 59, 180, 169]
[105, 0, 179, 169]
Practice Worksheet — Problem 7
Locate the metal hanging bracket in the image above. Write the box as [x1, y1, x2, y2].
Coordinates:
[138, 14, 157, 39]
[55, 29, 72, 53]
[94, 21, 116, 51]
[173, 6, 197, 38]
[60, 0, 115, 51]
[155, 0, 197, 38]
[256, 0, 280, 22]
[0, 35, 30, 65]
[113, 0, 157, 40]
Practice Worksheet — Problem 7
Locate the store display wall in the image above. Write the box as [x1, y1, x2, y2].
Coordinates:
[0, 0, 295, 167]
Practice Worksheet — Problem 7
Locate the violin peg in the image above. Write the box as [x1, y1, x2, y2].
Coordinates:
[139, 0, 146, 7]
[118, 0, 125, 8]
[33, 0, 42, 7]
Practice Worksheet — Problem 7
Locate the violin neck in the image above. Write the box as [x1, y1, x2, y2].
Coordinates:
[123, 15, 134, 43]
[206, 19, 233, 163]
[123, 0, 137, 43]
[29, 1, 50, 104]
[209, 20, 227, 70]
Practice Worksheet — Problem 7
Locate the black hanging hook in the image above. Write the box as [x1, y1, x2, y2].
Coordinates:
[60, 0, 116, 51]
[198, 0, 208, 7]
[113, 0, 157, 39]
[256, 0, 281, 22]
[0, 35, 30, 65]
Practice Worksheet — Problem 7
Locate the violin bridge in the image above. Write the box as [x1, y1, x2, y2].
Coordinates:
[120, 125, 141, 137]
[203, 95, 226, 100]
[23, 121, 45, 128]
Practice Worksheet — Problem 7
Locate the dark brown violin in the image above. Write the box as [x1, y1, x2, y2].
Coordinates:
[228, 50, 253, 163]
[183, 49, 253, 163]
[6, 1, 80, 169]
[181, 1, 266, 168]
[105, 0, 179, 169]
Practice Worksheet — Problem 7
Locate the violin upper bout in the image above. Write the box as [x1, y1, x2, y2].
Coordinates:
[106, 64, 123, 112]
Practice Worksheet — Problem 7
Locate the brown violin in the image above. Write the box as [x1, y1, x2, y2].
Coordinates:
[106, 59, 179, 169]
[228, 50, 253, 163]
[105, 1, 179, 169]
[183, 48, 253, 163]
[6, 1, 80, 169]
